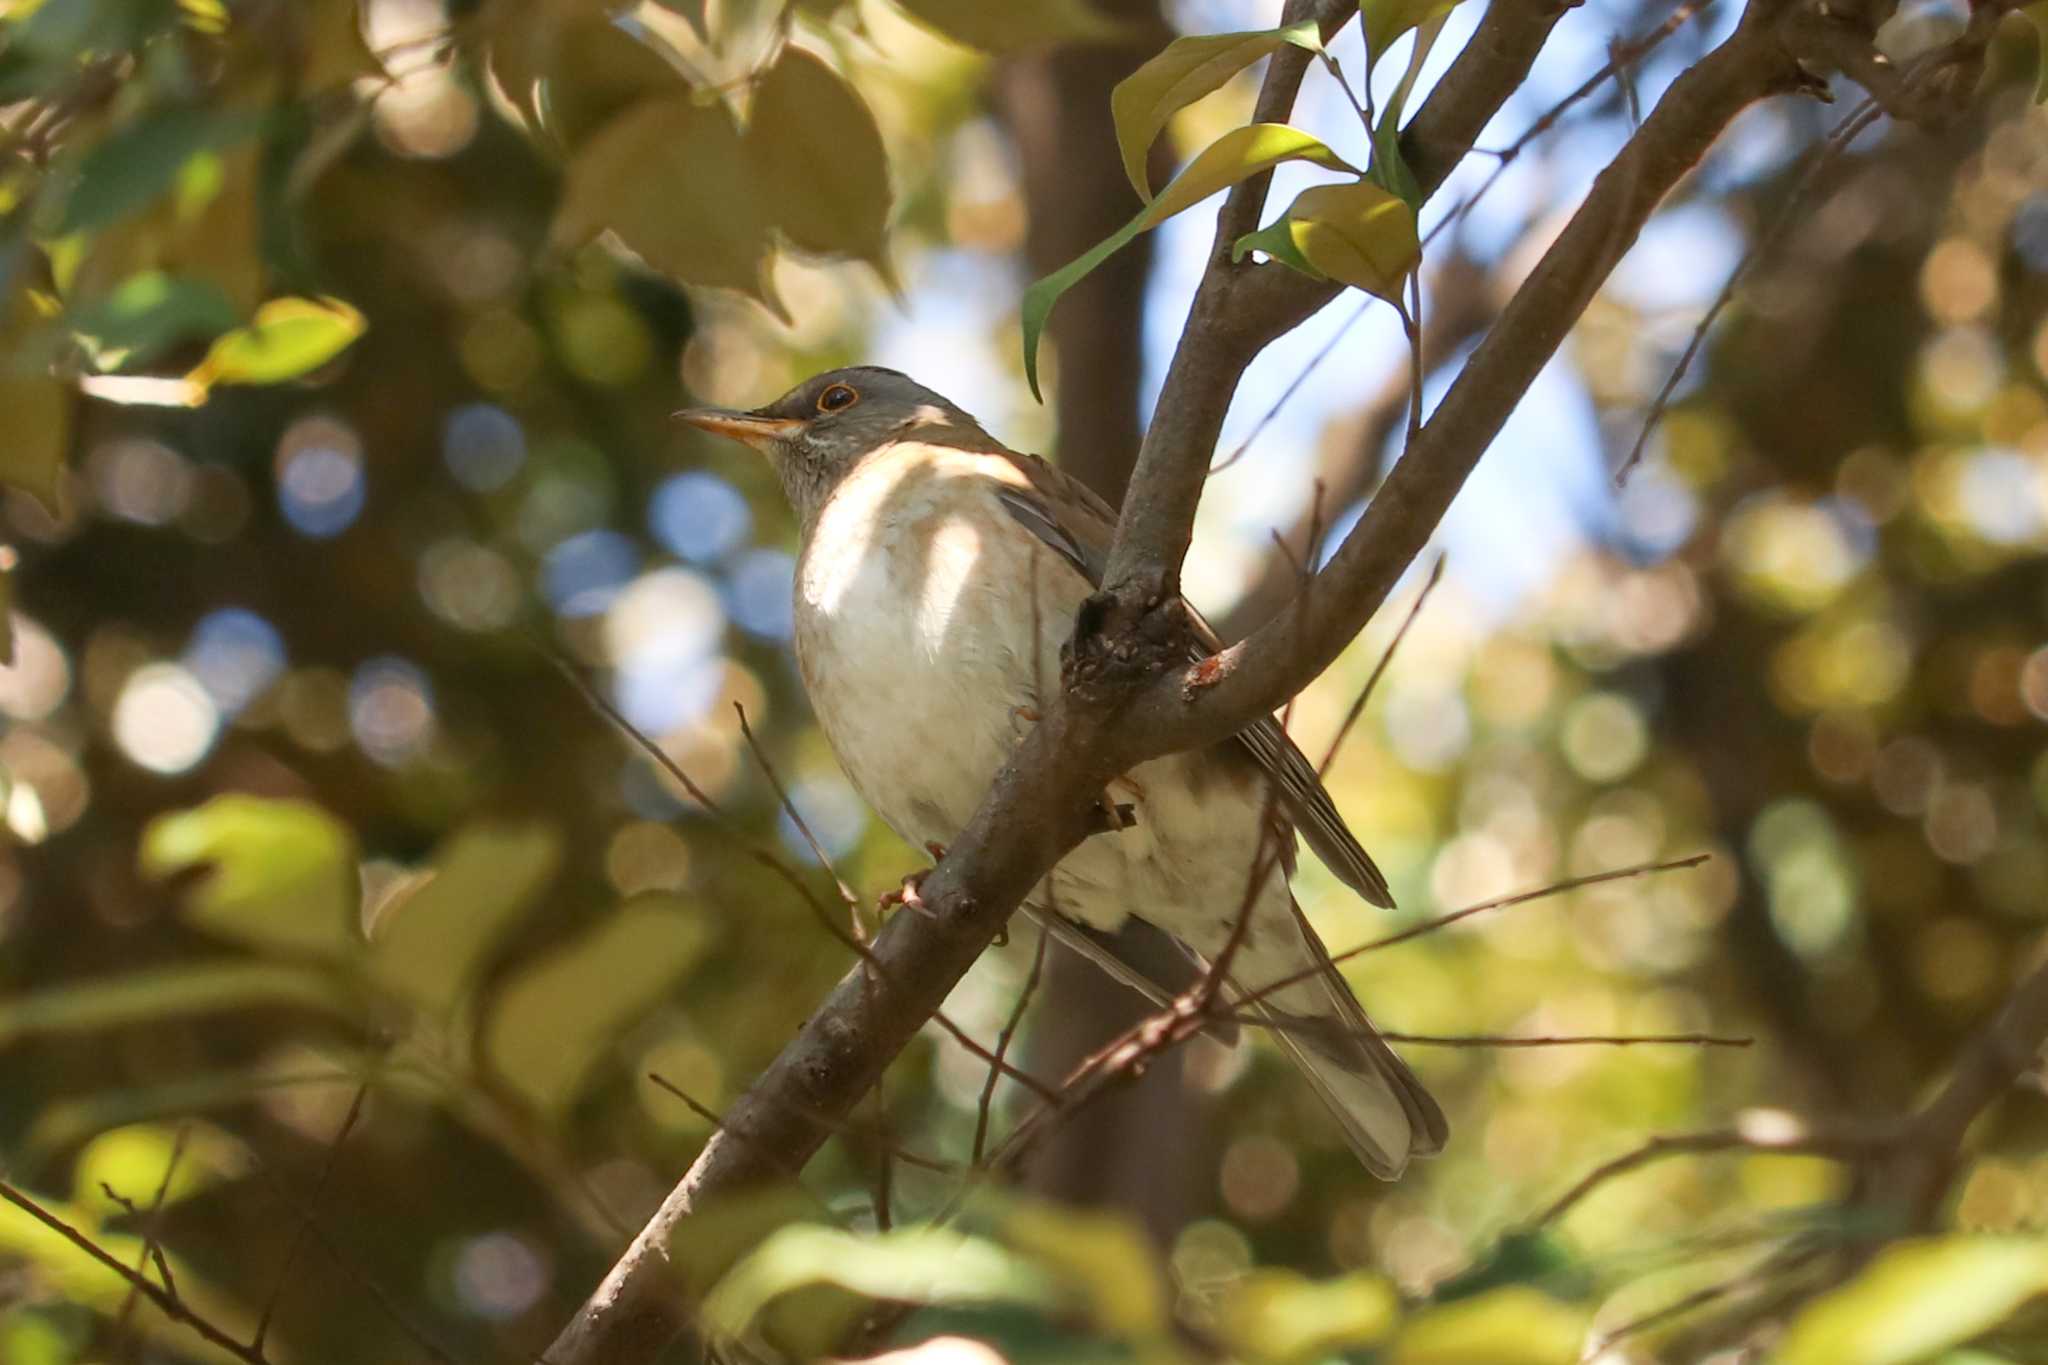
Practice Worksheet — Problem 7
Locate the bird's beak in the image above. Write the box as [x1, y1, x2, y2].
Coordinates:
[674, 407, 804, 451]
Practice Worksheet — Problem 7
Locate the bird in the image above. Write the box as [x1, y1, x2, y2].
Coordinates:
[678, 366, 1447, 1178]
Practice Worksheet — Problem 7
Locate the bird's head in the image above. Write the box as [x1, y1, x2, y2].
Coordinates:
[676, 367, 989, 521]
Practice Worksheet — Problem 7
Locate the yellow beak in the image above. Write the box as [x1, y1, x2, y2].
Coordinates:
[674, 408, 804, 451]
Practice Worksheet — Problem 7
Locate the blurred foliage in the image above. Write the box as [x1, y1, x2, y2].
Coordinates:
[0, 0, 2044, 1362]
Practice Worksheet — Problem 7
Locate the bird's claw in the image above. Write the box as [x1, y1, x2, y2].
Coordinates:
[878, 842, 952, 919]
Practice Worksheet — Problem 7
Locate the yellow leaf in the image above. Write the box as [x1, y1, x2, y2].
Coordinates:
[140, 796, 359, 957]
[0, 367, 68, 515]
[1285, 178, 1419, 302]
[1391, 1287, 1587, 1365]
[184, 295, 366, 391]
[891, 0, 1126, 50]
[1362, 0, 1466, 70]
[745, 47, 894, 279]
[551, 94, 782, 315]
[1217, 1269, 1401, 1363]
[1111, 22, 1322, 200]
[1776, 1238, 2048, 1365]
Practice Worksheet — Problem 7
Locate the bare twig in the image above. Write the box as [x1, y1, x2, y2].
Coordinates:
[252, 1082, 365, 1354]
[735, 702, 859, 908]
[0, 1178, 268, 1364]
[1318, 554, 1444, 778]
[112, 1124, 189, 1349]
[974, 927, 1049, 1165]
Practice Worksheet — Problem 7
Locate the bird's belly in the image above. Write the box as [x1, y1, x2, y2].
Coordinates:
[793, 498, 1069, 855]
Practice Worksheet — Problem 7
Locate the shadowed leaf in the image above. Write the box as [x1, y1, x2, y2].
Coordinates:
[1111, 22, 1322, 200]
[0, 961, 358, 1048]
[745, 48, 893, 279]
[366, 819, 564, 1017]
[67, 271, 240, 370]
[1237, 179, 1418, 303]
[483, 893, 713, 1112]
[551, 94, 781, 314]
[47, 107, 264, 236]
[890, 0, 1126, 50]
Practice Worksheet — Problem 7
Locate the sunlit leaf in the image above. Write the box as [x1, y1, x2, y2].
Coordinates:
[745, 48, 894, 279]
[366, 819, 564, 1017]
[1360, 0, 1466, 72]
[1390, 1286, 1588, 1365]
[48, 108, 264, 236]
[0, 961, 358, 1048]
[67, 271, 240, 370]
[140, 797, 359, 957]
[25, 1063, 366, 1155]
[1217, 1269, 1401, 1363]
[72, 1123, 234, 1216]
[1110, 22, 1322, 200]
[551, 94, 781, 314]
[183, 294, 365, 391]
[890, 0, 1126, 50]
[703, 1224, 1056, 1354]
[1281, 179, 1419, 301]
[1022, 123, 1357, 397]
[1776, 1238, 2048, 1365]
[1003, 1201, 1167, 1339]
[483, 893, 712, 1112]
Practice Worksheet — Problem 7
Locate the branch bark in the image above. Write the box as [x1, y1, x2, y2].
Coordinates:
[540, 1, 1908, 1359]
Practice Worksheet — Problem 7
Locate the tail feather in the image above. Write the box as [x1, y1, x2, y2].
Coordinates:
[1249, 899, 1447, 1179]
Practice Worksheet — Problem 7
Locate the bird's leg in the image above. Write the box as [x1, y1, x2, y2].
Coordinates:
[1085, 775, 1142, 836]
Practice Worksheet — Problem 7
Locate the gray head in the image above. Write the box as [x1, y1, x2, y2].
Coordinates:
[676, 367, 992, 524]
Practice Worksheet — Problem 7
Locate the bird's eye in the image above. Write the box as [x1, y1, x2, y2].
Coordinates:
[817, 383, 859, 413]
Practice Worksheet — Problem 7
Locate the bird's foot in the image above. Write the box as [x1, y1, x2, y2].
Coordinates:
[876, 843, 951, 919]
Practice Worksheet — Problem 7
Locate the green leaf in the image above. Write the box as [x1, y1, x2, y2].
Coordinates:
[67, 271, 240, 370]
[1776, 1238, 2048, 1365]
[483, 893, 713, 1112]
[1110, 22, 1322, 200]
[48, 107, 265, 236]
[1390, 1286, 1589, 1365]
[744, 48, 894, 278]
[890, 0, 1126, 50]
[1360, 0, 1465, 72]
[0, 961, 358, 1049]
[140, 797, 359, 957]
[0, 366, 67, 515]
[551, 94, 781, 315]
[1217, 1269, 1401, 1363]
[1022, 122, 1357, 397]
[366, 819, 563, 1017]
[1231, 215, 1325, 279]
[184, 295, 366, 391]
[2024, 2, 2048, 103]
[703, 1225, 1057, 1354]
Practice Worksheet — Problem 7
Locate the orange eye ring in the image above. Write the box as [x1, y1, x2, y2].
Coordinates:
[817, 383, 859, 413]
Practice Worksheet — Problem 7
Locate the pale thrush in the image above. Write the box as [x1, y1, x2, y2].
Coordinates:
[680, 367, 1447, 1177]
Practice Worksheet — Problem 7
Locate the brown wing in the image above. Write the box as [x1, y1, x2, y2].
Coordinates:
[992, 451, 1395, 909]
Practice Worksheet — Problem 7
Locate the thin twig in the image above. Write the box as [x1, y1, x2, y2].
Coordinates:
[735, 702, 859, 908]
[0, 1178, 268, 1364]
[1210, 301, 1372, 474]
[1317, 554, 1444, 777]
[112, 1123, 189, 1349]
[252, 1082, 365, 1354]
[973, 926, 1049, 1165]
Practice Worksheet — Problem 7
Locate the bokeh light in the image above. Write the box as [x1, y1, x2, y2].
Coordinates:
[648, 471, 751, 563]
[542, 529, 639, 618]
[110, 663, 220, 774]
[182, 608, 286, 716]
[349, 656, 436, 766]
[442, 402, 527, 492]
[275, 417, 368, 539]
[725, 548, 795, 640]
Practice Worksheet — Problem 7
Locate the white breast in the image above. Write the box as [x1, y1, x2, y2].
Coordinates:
[792, 447, 1073, 848]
